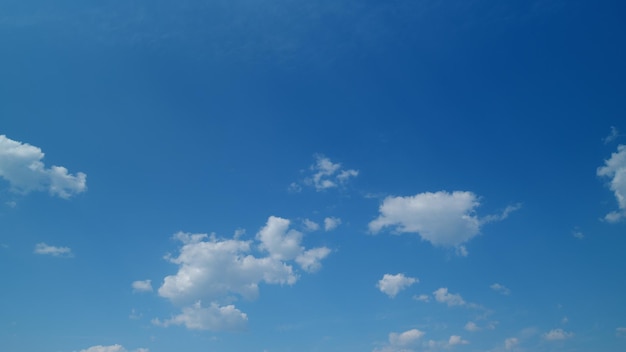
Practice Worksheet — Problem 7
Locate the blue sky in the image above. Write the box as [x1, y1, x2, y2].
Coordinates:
[1, 1, 626, 351]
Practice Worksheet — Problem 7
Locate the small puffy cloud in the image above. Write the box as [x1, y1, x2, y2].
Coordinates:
[295, 247, 331, 273]
[464, 321, 480, 332]
[374, 329, 425, 352]
[79, 345, 148, 352]
[447, 335, 469, 346]
[543, 328, 574, 341]
[377, 273, 418, 298]
[369, 191, 517, 252]
[490, 283, 511, 295]
[504, 337, 519, 350]
[390, 329, 425, 346]
[433, 288, 466, 307]
[299, 154, 359, 191]
[257, 216, 330, 271]
[0, 135, 86, 198]
[597, 145, 626, 222]
[302, 219, 320, 232]
[324, 217, 341, 231]
[33, 243, 73, 257]
[153, 301, 247, 331]
[132, 280, 153, 293]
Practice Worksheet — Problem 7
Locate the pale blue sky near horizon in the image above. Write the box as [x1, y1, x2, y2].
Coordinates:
[1, 1, 626, 352]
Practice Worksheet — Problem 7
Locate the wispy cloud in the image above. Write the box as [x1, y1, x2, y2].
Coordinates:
[33, 243, 73, 257]
[490, 283, 511, 295]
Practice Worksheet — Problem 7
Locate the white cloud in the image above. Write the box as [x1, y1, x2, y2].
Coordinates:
[153, 301, 247, 331]
[433, 288, 466, 307]
[369, 191, 517, 252]
[464, 321, 480, 332]
[0, 135, 86, 198]
[33, 242, 73, 257]
[543, 328, 574, 341]
[572, 229, 584, 239]
[302, 219, 320, 232]
[156, 216, 329, 331]
[257, 216, 330, 271]
[447, 335, 469, 346]
[132, 280, 153, 293]
[597, 145, 626, 222]
[490, 283, 511, 295]
[79, 345, 148, 352]
[617, 327, 626, 337]
[504, 337, 519, 350]
[374, 329, 425, 352]
[324, 217, 341, 231]
[390, 329, 425, 346]
[158, 230, 297, 304]
[377, 273, 418, 298]
[295, 247, 331, 273]
[413, 294, 430, 302]
[300, 154, 359, 191]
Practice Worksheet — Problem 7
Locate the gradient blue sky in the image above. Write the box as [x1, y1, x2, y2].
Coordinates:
[1, 1, 626, 352]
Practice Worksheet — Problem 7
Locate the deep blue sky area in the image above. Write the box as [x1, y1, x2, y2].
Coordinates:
[1, 1, 626, 352]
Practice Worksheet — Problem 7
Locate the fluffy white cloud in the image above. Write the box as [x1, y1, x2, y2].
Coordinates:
[295, 247, 331, 273]
[543, 328, 574, 341]
[324, 217, 341, 231]
[301, 154, 359, 191]
[33, 243, 73, 257]
[490, 283, 511, 295]
[374, 329, 425, 352]
[390, 329, 425, 346]
[156, 216, 329, 331]
[79, 345, 147, 352]
[153, 301, 247, 331]
[158, 231, 297, 303]
[433, 288, 466, 307]
[369, 191, 517, 251]
[132, 280, 153, 293]
[504, 337, 519, 350]
[0, 135, 86, 198]
[597, 145, 626, 222]
[377, 273, 418, 298]
[447, 335, 469, 346]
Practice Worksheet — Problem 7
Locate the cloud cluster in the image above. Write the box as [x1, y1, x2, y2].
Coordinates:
[33, 243, 73, 257]
[292, 154, 358, 191]
[543, 328, 574, 341]
[369, 191, 517, 254]
[597, 144, 626, 222]
[154, 216, 330, 331]
[79, 345, 148, 352]
[0, 135, 86, 198]
[377, 273, 418, 298]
